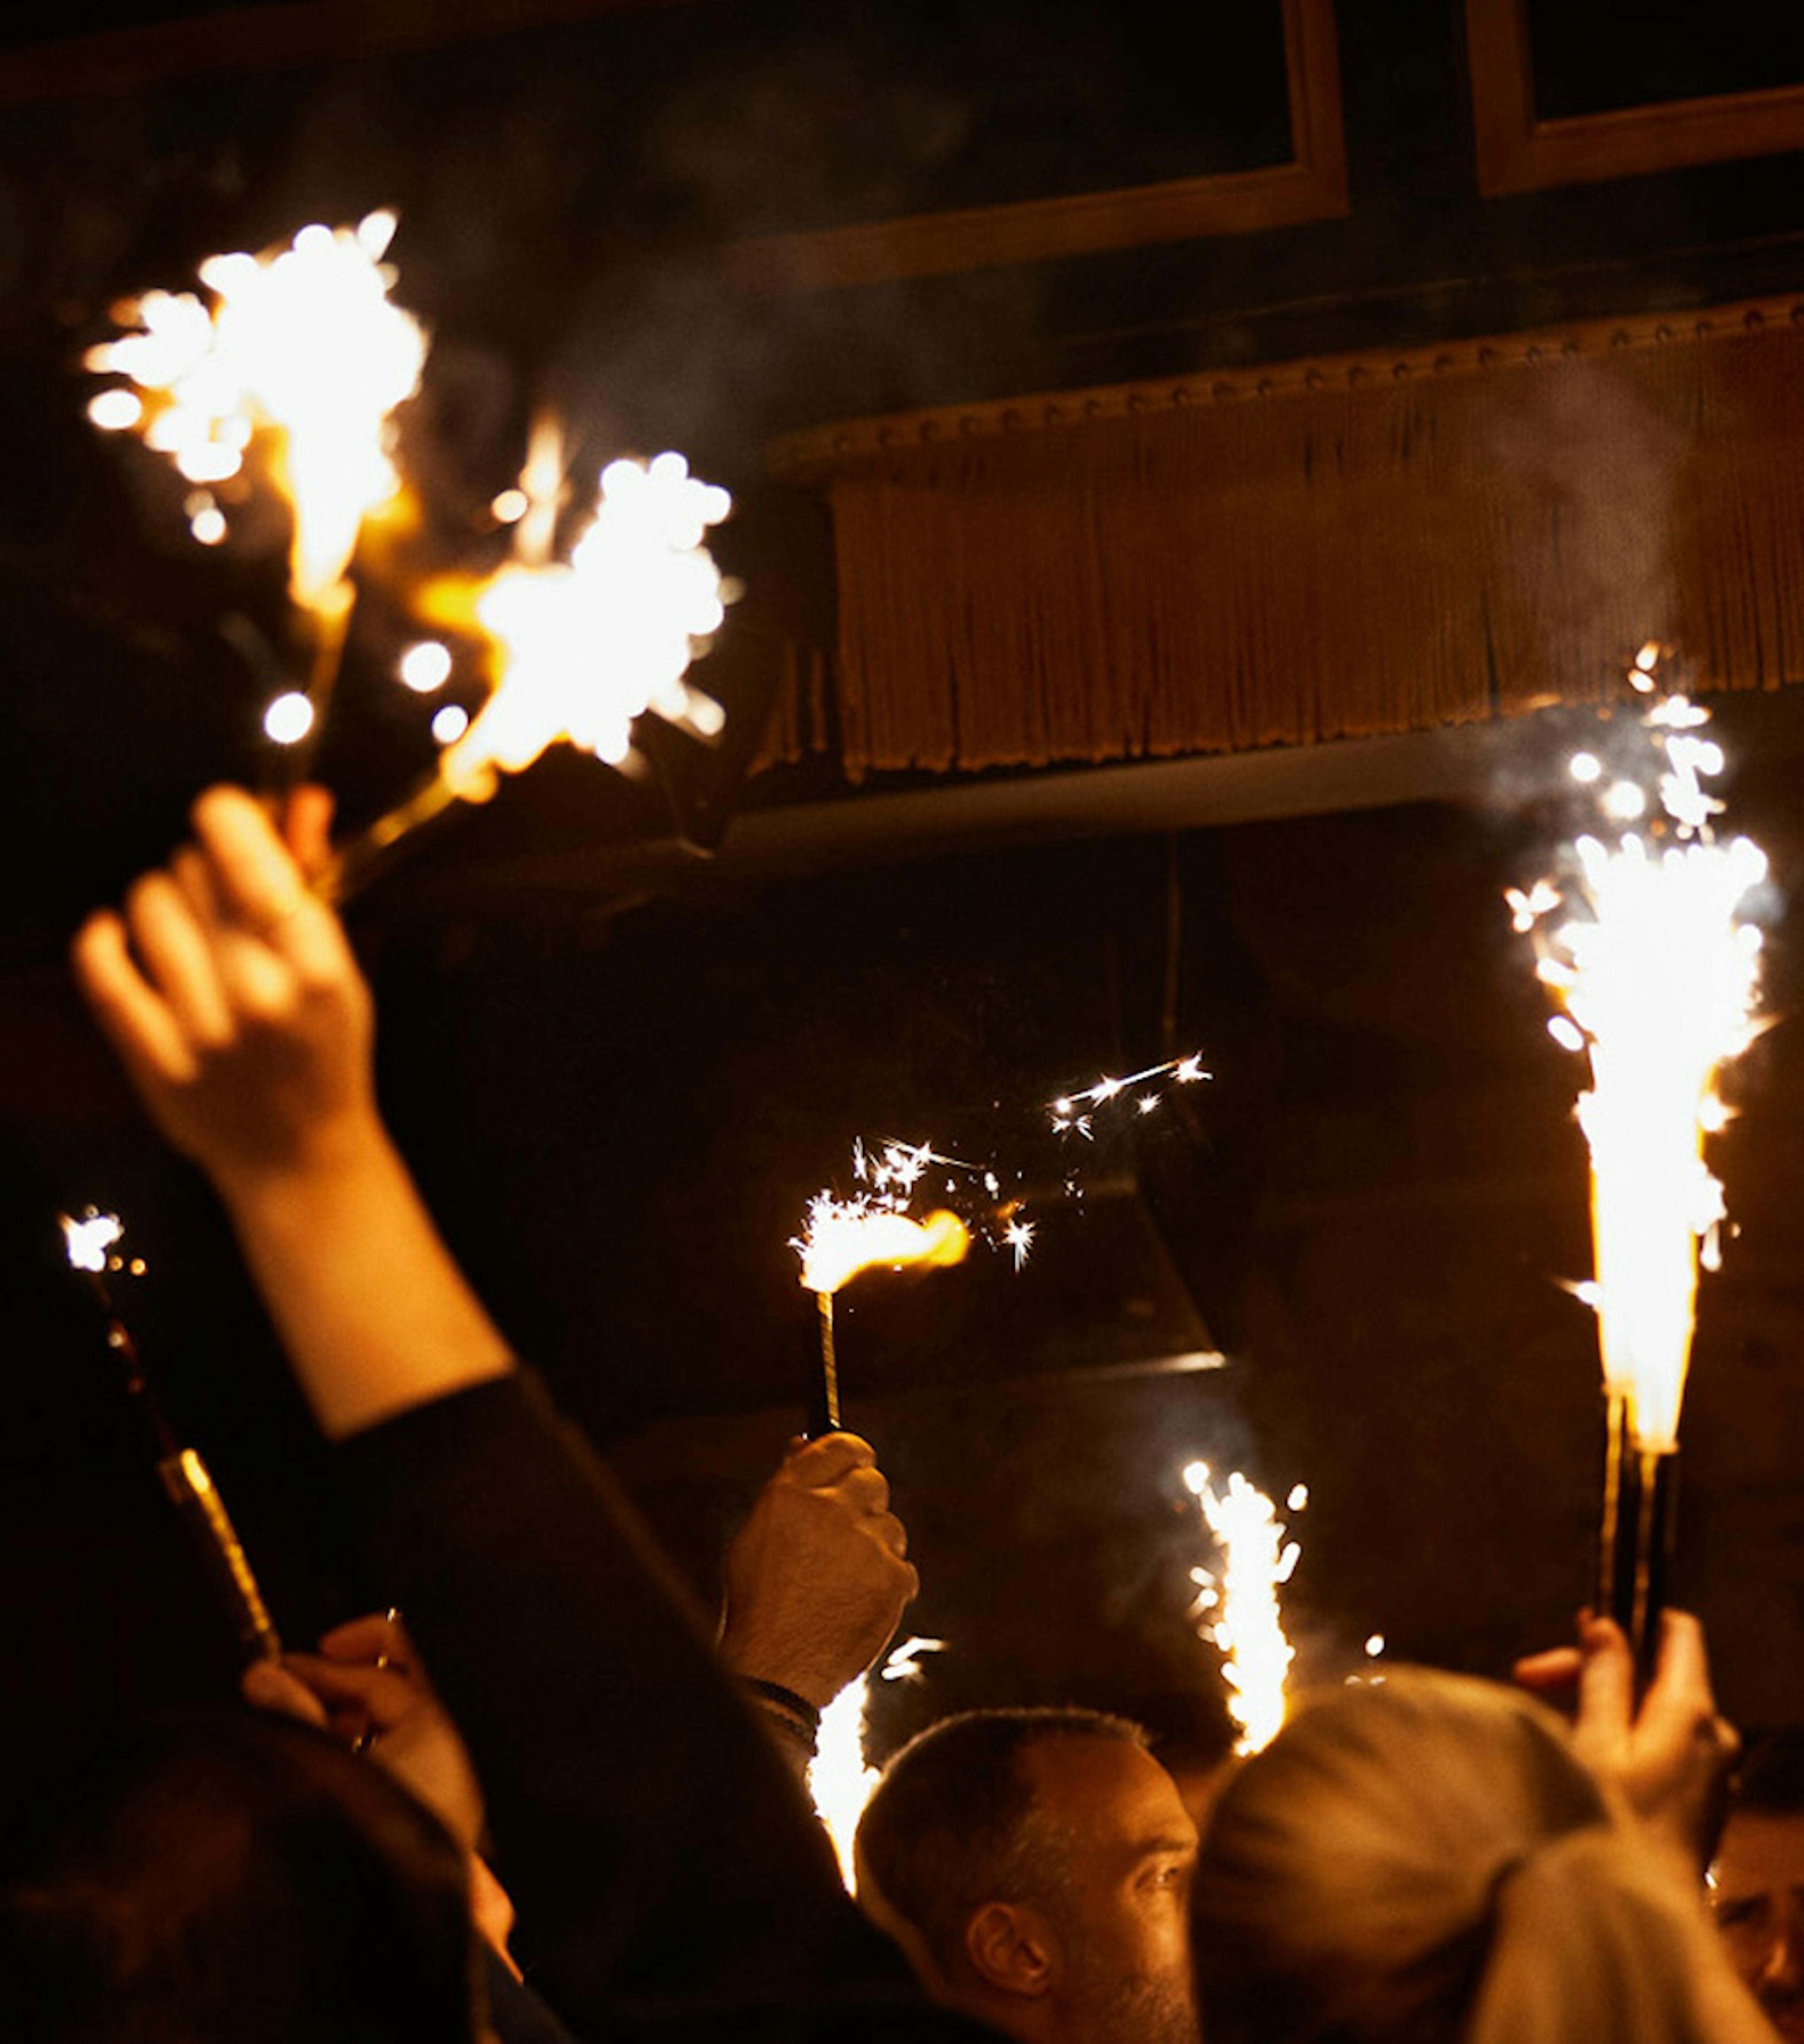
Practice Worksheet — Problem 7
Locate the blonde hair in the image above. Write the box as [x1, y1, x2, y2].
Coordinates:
[1191, 1668, 1746, 2044]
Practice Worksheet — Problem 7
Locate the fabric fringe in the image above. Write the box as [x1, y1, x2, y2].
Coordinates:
[776, 312, 1804, 778]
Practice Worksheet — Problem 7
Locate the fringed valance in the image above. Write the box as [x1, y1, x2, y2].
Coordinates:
[763, 298, 1804, 778]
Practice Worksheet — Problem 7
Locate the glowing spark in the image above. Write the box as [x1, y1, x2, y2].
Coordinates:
[795, 1198, 969, 1298]
[398, 641, 452, 692]
[1365, 1633, 1386, 1657]
[431, 704, 469, 745]
[263, 692, 315, 746]
[1182, 1461, 1299, 1755]
[1004, 1217, 1035, 1269]
[61, 1210, 122, 1274]
[880, 1635, 947, 1681]
[1511, 685, 1768, 1453]
[1049, 1053, 1211, 1130]
[87, 212, 427, 615]
[420, 450, 731, 800]
[1286, 1483, 1309, 1511]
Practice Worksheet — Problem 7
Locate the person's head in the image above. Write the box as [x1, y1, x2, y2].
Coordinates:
[1192, 1668, 1754, 2044]
[1713, 1728, 1804, 2042]
[2, 1707, 485, 2044]
[854, 1706, 1198, 2044]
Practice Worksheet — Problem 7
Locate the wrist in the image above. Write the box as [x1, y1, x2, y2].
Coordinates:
[719, 1633, 844, 1713]
[210, 1104, 397, 1218]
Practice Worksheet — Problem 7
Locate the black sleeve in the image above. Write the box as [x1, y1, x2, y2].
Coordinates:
[334, 1372, 953, 2042]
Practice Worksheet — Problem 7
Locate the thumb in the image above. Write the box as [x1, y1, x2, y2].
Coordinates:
[243, 1658, 331, 1730]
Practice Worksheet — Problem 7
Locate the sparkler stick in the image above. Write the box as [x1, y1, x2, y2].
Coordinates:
[813, 1290, 840, 1438]
[60, 1211, 281, 1666]
[322, 447, 732, 902]
[86, 212, 428, 753]
[1510, 657, 1767, 1666]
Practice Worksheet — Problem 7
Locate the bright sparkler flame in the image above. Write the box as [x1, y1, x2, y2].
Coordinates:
[86, 212, 427, 617]
[423, 450, 731, 799]
[796, 1199, 969, 1297]
[1183, 1461, 1299, 1755]
[809, 1637, 946, 1887]
[1510, 677, 1768, 1453]
[60, 1209, 123, 1274]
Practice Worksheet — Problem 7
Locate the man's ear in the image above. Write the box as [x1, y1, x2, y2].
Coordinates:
[964, 1901, 1058, 1998]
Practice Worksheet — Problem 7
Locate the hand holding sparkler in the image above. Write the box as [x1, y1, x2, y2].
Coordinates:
[72, 786, 374, 1193]
[244, 1610, 487, 1854]
[721, 1433, 918, 1713]
[1514, 1607, 1738, 1866]
[71, 788, 513, 1438]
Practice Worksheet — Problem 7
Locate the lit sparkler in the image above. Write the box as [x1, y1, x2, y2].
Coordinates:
[793, 1190, 970, 1436]
[326, 445, 731, 898]
[1509, 658, 1768, 1654]
[1183, 1461, 1300, 1754]
[809, 1636, 947, 1888]
[87, 212, 428, 737]
[59, 1207, 280, 1664]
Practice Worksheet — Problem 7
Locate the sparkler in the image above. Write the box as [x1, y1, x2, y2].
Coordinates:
[59, 1209, 281, 1666]
[86, 212, 428, 748]
[793, 1191, 969, 1435]
[325, 446, 731, 900]
[1183, 1461, 1300, 1755]
[809, 1635, 947, 1888]
[1509, 654, 1768, 1660]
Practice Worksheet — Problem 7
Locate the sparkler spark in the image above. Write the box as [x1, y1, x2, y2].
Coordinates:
[422, 451, 731, 801]
[809, 1638, 946, 1887]
[1512, 675, 1768, 1453]
[795, 1197, 969, 1298]
[1183, 1461, 1300, 1755]
[87, 213, 427, 618]
[322, 442, 733, 899]
[1049, 1054, 1210, 1132]
[60, 1209, 123, 1275]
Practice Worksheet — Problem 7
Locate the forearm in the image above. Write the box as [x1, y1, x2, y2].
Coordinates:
[214, 1115, 513, 1439]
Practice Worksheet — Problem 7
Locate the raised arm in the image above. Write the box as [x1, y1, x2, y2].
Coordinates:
[71, 785, 512, 1437]
[71, 789, 943, 2036]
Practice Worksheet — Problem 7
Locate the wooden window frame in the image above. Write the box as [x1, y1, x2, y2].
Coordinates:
[723, 0, 1347, 293]
[1467, 0, 1804, 196]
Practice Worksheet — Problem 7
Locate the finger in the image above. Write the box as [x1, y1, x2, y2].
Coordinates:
[281, 1652, 418, 1728]
[281, 785, 336, 884]
[243, 1658, 330, 1729]
[318, 1611, 414, 1671]
[783, 1432, 876, 1486]
[1639, 1609, 1719, 1743]
[71, 910, 198, 1088]
[1575, 1613, 1635, 1740]
[1514, 1646, 1584, 1693]
[840, 1463, 892, 1515]
[189, 786, 311, 937]
[870, 1509, 909, 1561]
[123, 870, 234, 1049]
